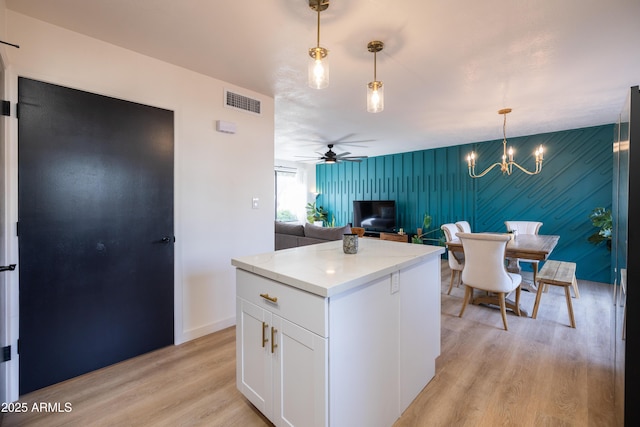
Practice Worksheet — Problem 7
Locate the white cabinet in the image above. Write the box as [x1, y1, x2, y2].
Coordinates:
[326, 258, 440, 427]
[233, 239, 443, 427]
[236, 270, 327, 427]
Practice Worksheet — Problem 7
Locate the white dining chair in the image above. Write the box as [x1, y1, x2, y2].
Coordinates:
[455, 221, 471, 233]
[441, 223, 464, 295]
[504, 221, 543, 285]
[457, 232, 522, 331]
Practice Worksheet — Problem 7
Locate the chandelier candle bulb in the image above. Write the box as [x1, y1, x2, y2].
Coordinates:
[467, 152, 476, 168]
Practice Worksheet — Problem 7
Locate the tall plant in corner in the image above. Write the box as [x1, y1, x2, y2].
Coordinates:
[588, 207, 612, 251]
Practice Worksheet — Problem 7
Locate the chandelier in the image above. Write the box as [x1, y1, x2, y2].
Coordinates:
[466, 108, 544, 178]
[366, 40, 384, 113]
[308, 0, 330, 89]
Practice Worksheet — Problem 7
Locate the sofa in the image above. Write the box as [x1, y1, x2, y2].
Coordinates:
[275, 221, 352, 250]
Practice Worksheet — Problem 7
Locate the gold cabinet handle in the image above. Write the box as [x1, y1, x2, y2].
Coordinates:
[262, 321, 268, 347]
[271, 327, 278, 354]
[259, 293, 278, 303]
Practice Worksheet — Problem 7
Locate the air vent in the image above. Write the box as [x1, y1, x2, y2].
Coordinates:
[224, 89, 261, 115]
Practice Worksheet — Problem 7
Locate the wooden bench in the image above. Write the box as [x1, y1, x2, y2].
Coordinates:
[532, 260, 579, 328]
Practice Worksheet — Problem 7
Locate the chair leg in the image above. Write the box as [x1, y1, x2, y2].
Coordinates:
[447, 270, 456, 295]
[498, 292, 509, 331]
[459, 286, 472, 318]
[571, 275, 580, 299]
[564, 285, 576, 328]
[532, 281, 545, 319]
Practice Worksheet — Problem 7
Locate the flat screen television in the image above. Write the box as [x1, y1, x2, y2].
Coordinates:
[352, 200, 397, 233]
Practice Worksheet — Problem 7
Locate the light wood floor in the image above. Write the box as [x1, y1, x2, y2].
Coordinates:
[3, 261, 619, 427]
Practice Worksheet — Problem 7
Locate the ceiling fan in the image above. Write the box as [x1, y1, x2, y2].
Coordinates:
[297, 144, 368, 164]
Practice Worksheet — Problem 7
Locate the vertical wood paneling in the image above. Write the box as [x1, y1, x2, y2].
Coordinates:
[315, 124, 614, 282]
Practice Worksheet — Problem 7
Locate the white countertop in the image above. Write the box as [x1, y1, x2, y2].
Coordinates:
[231, 238, 444, 297]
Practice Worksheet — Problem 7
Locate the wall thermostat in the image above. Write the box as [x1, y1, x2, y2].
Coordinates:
[216, 120, 237, 134]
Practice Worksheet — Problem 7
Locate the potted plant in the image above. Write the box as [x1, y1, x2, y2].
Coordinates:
[412, 213, 443, 245]
[306, 202, 329, 226]
[588, 207, 612, 250]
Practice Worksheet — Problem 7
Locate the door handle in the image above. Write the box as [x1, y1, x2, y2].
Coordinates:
[160, 236, 174, 243]
[0, 264, 16, 272]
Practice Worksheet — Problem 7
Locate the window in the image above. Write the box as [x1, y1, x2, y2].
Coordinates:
[275, 166, 306, 222]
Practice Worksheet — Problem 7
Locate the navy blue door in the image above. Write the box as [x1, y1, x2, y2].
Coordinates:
[18, 77, 174, 394]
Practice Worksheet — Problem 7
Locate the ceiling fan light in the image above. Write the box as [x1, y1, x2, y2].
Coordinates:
[367, 81, 384, 113]
[308, 47, 329, 89]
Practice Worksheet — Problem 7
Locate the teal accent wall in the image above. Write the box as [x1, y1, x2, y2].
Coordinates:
[316, 124, 614, 283]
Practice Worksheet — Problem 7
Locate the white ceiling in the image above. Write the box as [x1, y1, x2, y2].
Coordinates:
[6, 0, 640, 162]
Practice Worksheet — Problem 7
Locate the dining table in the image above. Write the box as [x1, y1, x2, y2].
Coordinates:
[446, 233, 560, 272]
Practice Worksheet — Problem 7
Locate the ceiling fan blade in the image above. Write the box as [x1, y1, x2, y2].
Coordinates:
[332, 140, 375, 147]
[335, 152, 352, 157]
[305, 133, 375, 150]
[327, 134, 374, 145]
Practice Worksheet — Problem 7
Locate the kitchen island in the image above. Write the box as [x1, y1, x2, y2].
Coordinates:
[232, 238, 444, 427]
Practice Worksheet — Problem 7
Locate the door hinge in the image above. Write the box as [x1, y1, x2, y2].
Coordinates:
[16, 221, 19, 237]
[1, 345, 10, 362]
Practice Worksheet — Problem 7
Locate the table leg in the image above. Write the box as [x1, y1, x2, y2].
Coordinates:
[506, 257, 520, 274]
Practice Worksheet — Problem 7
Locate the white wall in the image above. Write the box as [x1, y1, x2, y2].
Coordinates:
[2, 9, 274, 361]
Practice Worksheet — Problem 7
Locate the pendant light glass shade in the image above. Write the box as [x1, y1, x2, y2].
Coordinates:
[367, 81, 384, 113]
[309, 47, 329, 89]
[308, 1, 329, 89]
[366, 40, 384, 113]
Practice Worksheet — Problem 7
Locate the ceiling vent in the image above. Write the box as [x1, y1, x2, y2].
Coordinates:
[224, 89, 262, 115]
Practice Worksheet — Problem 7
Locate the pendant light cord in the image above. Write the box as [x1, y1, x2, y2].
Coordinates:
[316, 2, 321, 48]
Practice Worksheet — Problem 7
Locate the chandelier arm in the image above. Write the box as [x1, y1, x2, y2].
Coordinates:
[469, 162, 503, 178]
[510, 161, 542, 175]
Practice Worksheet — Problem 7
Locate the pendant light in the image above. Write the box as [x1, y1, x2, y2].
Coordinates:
[308, 0, 330, 89]
[367, 40, 384, 113]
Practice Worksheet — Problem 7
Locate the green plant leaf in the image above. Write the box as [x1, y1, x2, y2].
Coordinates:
[588, 207, 612, 250]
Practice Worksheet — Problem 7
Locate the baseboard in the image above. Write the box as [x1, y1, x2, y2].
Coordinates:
[177, 316, 236, 344]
